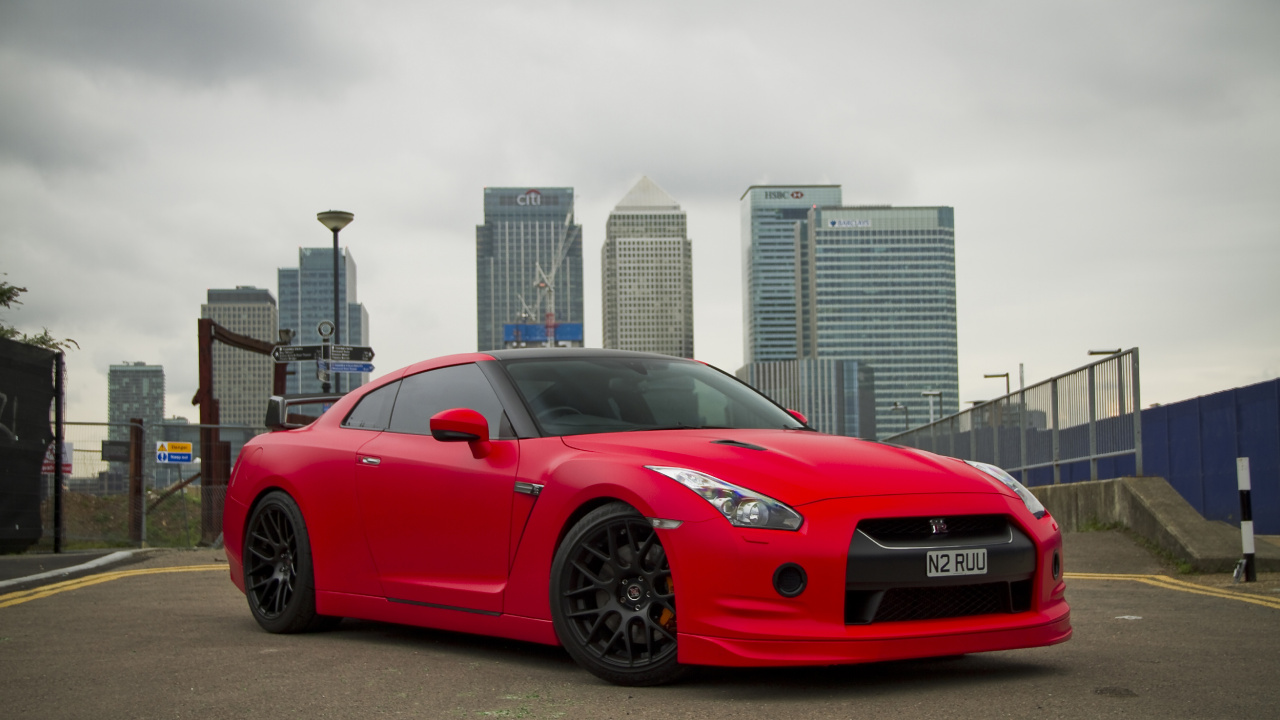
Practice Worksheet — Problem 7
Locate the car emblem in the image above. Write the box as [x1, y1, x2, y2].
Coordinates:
[930, 518, 948, 535]
[626, 585, 643, 602]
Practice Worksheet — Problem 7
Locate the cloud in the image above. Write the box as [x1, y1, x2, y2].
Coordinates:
[0, 0, 1277, 421]
[0, 0, 353, 86]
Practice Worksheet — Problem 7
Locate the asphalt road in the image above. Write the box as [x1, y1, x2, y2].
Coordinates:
[2, 531, 1278, 719]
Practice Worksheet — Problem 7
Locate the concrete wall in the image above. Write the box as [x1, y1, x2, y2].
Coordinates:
[1031, 476, 1277, 573]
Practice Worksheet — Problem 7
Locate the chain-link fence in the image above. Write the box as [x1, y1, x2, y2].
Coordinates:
[884, 349, 1142, 486]
[32, 421, 266, 551]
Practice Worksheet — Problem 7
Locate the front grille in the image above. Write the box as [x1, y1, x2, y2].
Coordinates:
[846, 580, 1033, 624]
[857, 515, 1008, 543]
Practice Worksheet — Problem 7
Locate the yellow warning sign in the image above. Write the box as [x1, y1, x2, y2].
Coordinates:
[156, 441, 193, 463]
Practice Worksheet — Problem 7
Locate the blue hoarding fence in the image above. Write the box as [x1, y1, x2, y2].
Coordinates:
[1142, 379, 1279, 534]
[503, 323, 584, 345]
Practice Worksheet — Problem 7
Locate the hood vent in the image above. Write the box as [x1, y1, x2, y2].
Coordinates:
[711, 439, 767, 452]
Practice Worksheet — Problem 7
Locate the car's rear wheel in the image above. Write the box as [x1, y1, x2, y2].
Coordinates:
[551, 502, 682, 686]
[243, 491, 337, 633]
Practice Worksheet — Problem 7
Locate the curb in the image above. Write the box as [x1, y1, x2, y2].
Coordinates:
[0, 550, 140, 590]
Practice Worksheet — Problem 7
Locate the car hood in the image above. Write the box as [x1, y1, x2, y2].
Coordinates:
[559, 429, 1007, 506]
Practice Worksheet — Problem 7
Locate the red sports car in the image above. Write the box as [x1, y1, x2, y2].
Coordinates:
[224, 349, 1070, 685]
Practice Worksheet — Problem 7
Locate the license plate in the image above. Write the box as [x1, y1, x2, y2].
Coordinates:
[926, 548, 988, 577]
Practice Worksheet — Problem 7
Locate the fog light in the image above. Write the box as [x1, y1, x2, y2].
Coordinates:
[773, 563, 807, 597]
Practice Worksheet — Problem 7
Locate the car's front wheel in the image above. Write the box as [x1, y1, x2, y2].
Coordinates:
[550, 502, 682, 686]
[243, 491, 337, 633]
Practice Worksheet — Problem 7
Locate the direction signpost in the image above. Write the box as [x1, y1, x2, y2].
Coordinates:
[272, 344, 373, 364]
[330, 345, 375, 362]
[271, 321, 374, 391]
[274, 343, 375, 386]
[318, 360, 376, 374]
[271, 345, 324, 362]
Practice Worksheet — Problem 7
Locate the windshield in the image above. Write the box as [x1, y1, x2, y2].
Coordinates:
[501, 356, 805, 436]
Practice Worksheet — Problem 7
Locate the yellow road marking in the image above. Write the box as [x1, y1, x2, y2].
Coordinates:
[0, 565, 226, 608]
[1066, 572, 1280, 610]
[5, 567, 1276, 611]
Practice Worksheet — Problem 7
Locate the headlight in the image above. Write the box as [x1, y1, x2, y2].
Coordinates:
[965, 460, 1047, 519]
[646, 466, 803, 530]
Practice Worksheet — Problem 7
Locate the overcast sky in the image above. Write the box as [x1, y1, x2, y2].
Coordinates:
[2, 0, 1277, 424]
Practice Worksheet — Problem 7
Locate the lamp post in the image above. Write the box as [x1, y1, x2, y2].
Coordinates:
[891, 402, 910, 432]
[921, 390, 942, 423]
[984, 372, 1010, 396]
[317, 210, 354, 393]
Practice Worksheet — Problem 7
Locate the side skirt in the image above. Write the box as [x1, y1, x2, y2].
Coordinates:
[316, 590, 560, 646]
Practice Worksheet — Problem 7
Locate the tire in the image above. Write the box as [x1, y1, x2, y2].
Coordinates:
[242, 491, 338, 633]
[550, 502, 683, 686]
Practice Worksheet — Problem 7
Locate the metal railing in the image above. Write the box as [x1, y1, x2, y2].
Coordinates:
[884, 349, 1141, 485]
[35, 421, 266, 550]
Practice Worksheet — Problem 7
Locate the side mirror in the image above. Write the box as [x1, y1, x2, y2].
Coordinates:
[430, 408, 491, 458]
[787, 409, 809, 426]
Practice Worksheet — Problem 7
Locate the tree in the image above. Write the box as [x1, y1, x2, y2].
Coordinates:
[0, 277, 78, 352]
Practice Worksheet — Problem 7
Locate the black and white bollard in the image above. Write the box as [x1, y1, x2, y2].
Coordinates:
[1237, 457, 1256, 583]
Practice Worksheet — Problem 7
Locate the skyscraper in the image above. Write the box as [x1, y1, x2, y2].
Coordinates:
[278, 247, 369, 394]
[107, 361, 164, 481]
[797, 205, 959, 433]
[602, 177, 694, 358]
[476, 187, 584, 351]
[201, 287, 279, 427]
[740, 185, 842, 363]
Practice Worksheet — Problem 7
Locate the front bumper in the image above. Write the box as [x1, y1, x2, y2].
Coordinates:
[660, 492, 1070, 666]
[679, 607, 1072, 666]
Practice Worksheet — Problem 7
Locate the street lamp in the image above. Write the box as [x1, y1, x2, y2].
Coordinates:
[984, 372, 1010, 396]
[921, 390, 942, 423]
[317, 210, 354, 393]
[891, 402, 910, 432]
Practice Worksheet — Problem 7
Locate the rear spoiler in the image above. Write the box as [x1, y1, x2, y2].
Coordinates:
[265, 393, 345, 430]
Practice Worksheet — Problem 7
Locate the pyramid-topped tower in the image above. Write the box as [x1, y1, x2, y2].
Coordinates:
[602, 177, 694, 358]
[614, 176, 681, 211]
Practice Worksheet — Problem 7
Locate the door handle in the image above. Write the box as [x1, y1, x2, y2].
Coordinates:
[360, 456, 381, 466]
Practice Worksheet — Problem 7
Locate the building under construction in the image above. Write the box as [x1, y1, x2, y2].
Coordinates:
[476, 187, 584, 351]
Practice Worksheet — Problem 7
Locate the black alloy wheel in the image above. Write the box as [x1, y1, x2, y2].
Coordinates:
[551, 502, 682, 686]
[242, 491, 336, 633]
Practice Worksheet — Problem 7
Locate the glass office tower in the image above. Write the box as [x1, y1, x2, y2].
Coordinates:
[740, 185, 842, 363]
[476, 187, 584, 351]
[277, 247, 369, 394]
[797, 206, 958, 435]
[602, 177, 694, 358]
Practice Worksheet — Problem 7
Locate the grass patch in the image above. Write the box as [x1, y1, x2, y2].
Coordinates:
[38, 489, 209, 549]
[1078, 518, 1125, 533]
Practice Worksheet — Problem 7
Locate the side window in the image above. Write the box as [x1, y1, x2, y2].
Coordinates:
[342, 381, 400, 430]
[388, 364, 507, 439]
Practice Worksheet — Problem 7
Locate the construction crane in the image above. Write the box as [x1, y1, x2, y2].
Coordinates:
[515, 210, 578, 347]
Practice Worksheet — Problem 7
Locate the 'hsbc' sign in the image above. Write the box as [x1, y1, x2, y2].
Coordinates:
[517, 189, 542, 206]
[763, 190, 805, 200]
